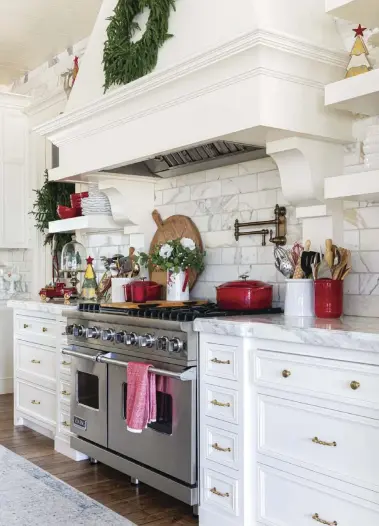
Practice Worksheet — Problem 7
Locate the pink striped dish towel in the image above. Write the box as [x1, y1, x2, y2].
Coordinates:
[126, 362, 156, 433]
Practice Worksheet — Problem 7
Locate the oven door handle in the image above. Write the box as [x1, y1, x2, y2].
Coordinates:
[97, 355, 196, 381]
[61, 347, 105, 362]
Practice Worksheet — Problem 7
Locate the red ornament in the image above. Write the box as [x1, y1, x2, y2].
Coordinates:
[353, 24, 367, 37]
[86, 256, 94, 265]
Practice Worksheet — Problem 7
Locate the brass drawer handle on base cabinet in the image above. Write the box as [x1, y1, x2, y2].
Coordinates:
[312, 513, 337, 525]
[23, 324, 29, 329]
[312, 437, 337, 447]
[61, 390, 70, 396]
[211, 358, 231, 365]
[31, 400, 41, 405]
[212, 442, 231, 453]
[210, 399, 231, 408]
[42, 327, 48, 333]
[62, 421, 70, 428]
[61, 361, 70, 366]
[282, 369, 291, 378]
[350, 380, 360, 390]
[210, 487, 230, 498]
[31, 359, 41, 364]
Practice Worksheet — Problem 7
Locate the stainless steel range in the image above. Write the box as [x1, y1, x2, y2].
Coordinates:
[63, 303, 281, 513]
[63, 304, 200, 510]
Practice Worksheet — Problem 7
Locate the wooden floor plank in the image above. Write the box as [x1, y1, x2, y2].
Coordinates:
[0, 394, 198, 526]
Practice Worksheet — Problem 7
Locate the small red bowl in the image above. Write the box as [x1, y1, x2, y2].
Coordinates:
[57, 205, 78, 220]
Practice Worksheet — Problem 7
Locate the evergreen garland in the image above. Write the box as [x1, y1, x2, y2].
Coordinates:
[30, 170, 75, 252]
[103, 0, 176, 92]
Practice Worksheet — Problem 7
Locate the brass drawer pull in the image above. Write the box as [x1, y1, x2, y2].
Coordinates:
[31, 400, 41, 405]
[350, 380, 360, 390]
[210, 487, 230, 498]
[42, 327, 48, 333]
[61, 361, 70, 366]
[282, 369, 291, 378]
[31, 359, 41, 364]
[312, 437, 337, 447]
[62, 421, 70, 428]
[312, 513, 337, 525]
[212, 442, 231, 453]
[61, 390, 70, 396]
[211, 399, 231, 408]
[23, 323, 29, 329]
[211, 358, 231, 365]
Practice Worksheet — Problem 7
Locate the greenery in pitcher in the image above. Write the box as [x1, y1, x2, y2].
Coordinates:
[138, 238, 205, 274]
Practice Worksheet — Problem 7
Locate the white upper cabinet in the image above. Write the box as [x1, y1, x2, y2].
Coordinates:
[0, 94, 30, 249]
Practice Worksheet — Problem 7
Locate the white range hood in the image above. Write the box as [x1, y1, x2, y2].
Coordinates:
[35, 0, 353, 223]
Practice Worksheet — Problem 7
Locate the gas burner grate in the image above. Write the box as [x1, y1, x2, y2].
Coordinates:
[99, 304, 282, 322]
[79, 303, 100, 313]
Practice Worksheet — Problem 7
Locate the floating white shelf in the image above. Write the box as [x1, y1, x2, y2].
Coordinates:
[324, 169, 379, 200]
[325, 68, 379, 116]
[49, 215, 120, 234]
[326, 0, 379, 27]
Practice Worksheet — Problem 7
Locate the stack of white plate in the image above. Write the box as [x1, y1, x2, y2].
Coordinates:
[81, 183, 112, 216]
[363, 125, 379, 170]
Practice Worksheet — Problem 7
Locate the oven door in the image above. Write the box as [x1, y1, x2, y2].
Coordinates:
[107, 354, 197, 486]
[63, 346, 108, 448]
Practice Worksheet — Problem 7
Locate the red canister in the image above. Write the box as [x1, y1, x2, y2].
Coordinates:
[315, 279, 343, 318]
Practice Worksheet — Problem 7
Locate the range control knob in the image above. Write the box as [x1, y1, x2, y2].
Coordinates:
[115, 331, 127, 344]
[168, 337, 184, 353]
[125, 332, 139, 346]
[65, 325, 74, 335]
[140, 334, 155, 348]
[87, 327, 101, 339]
[101, 329, 115, 342]
[156, 336, 169, 351]
[73, 325, 85, 337]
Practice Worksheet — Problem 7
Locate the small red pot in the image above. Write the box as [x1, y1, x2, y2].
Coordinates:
[216, 279, 273, 310]
[128, 280, 162, 303]
[315, 279, 343, 318]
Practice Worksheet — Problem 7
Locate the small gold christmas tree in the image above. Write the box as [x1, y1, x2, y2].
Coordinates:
[80, 256, 98, 301]
[346, 24, 372, 78]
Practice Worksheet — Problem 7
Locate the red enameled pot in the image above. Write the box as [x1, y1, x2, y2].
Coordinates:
[216, 276, 273, 311]
[125, 280, 162, 303]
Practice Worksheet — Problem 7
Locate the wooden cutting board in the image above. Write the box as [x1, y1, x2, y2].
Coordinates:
[149, 210, 204, 294]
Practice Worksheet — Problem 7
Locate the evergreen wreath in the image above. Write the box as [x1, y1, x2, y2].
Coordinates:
[103, 0, 176, 92]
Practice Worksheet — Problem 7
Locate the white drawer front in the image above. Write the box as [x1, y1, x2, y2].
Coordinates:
[255, 350, 379, 408]
[205, 424, 239, 471]
[258, 394, 379, 491]
[16, 380, 56, 424]
[203, 468, 239, 517]
[58, 406, 72, 437]
[59, 379, 71, 404]
[204, 341, 240, 381]
[258, 464, 379, 526]
[205, 384, 238, 425]
[16, 341, 56, 383]
[15, 315, 56, 345]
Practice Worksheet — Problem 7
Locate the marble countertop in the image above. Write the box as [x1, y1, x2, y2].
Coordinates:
[7, 299, 78, 315]
[193, 314, 379, 352]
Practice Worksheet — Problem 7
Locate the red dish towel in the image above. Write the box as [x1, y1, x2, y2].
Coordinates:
[126, 363, 156, 433]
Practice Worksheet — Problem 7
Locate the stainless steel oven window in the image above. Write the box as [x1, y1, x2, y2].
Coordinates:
[77, 371, 100, 409]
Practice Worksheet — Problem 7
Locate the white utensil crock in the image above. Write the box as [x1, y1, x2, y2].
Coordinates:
[284, 279, 314, 317]
[167, 270, 190, 302]
[111, 277, 134, 303]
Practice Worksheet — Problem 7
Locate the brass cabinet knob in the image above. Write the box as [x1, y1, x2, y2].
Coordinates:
[282, 369, 291, 378]
[210, 487, 230, 498]
[42, 327, 48, 333]
[61, 361, 70, 366]
[350, 380, 360, 390]
[23, 323, 29, 329]
[62, 421, 70, 427]
[31, 400, 41, 405]
[61, 390, 70, 396]
[312, 513, 337, 525]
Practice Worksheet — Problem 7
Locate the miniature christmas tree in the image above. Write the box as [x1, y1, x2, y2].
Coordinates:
[80, 256, 98, 301]
[346, 24, 372, 78]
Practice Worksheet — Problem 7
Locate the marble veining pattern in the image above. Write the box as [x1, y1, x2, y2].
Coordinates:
[7, 299, 77, 315]
[194, 314, 379, 352]
[0, 445, 134, 525]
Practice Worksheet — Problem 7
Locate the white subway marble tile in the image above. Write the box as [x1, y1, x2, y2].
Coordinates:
[343, 273, 360, 294]
[156, 204, 176, 218]
[205, 248, 222, 265]
[191, 281, 217, 300]
[357, 207, 379, 228]
[192, 216, 210, 233]
[360, 229, 379, 250]
[200, 265, 239, 283]
[241, 247, 258, 265]
[258, 170, 281, 190]
[222, 247, 242, 265]
[206, 165, 239, 182]
[129, 234, 146, 251]
[176, 201, 198, 216]
[360, 274, 379, 295]
[154, 190, 163, 206]
[257, 246, 275, 264]
[343, 295, 379, 317]
[97, 246, 119, 258]
[239, 189, 277, 211]
[155, 178, 177, 191]
[84, 234, 111, 247]
[202, 230, 236, 248]
[191, 181, 222, 200]
[344, 230, 360, 250]
[221, 174, 258, 196]
[238, 157, 277, 175]
[251, 265, 278, 282]
[177, 171, 207, 187]
[162, 186, 191, 204]
[209, 214, 222, 231]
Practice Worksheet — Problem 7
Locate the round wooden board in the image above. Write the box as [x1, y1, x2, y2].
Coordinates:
[149, 210, 204, 293]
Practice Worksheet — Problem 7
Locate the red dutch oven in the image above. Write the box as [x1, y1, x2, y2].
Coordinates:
[124, 279, 162, 303]
[216, 275, 273, 310]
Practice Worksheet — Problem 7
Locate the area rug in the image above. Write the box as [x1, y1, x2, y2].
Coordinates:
[0, 445, 135, 525]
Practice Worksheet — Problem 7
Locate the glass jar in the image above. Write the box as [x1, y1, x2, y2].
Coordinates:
[61, 235, 87, 272]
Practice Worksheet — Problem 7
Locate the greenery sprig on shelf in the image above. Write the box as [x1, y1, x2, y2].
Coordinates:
[103, 0, 176, 92]
[138, 238, 205, 274]
[30, 170, 75, 252]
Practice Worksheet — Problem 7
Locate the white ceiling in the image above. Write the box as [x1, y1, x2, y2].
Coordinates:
[0, 0, 103, 84]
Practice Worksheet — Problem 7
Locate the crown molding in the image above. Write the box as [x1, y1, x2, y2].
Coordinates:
[25, 88, 67, 117]
[34, 28, 347, 138]
[0, 92, 30, 110]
